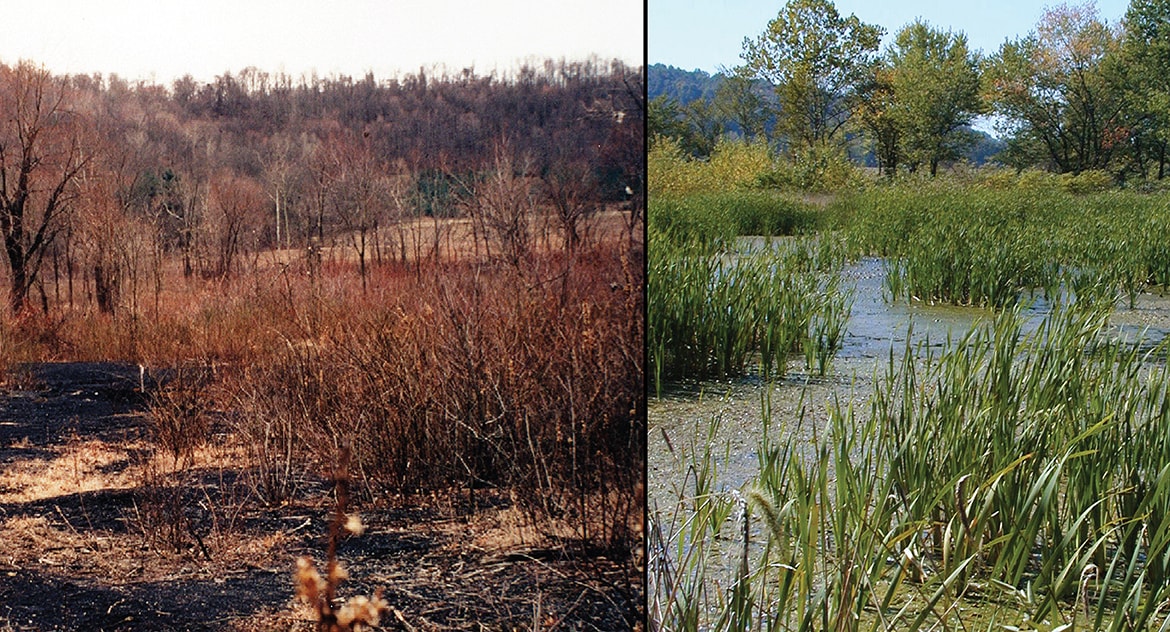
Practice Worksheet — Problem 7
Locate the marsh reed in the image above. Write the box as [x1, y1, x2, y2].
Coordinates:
[652, 299, 1170, 630]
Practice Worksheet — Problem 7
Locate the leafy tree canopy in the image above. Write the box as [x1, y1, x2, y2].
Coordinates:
[739, 0, 883, 150]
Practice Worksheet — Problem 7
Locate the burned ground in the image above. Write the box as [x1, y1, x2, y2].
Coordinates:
[0, 362, 641, 631]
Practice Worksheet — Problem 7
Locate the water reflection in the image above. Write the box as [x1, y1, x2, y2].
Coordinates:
[842, 256, 1170, 359]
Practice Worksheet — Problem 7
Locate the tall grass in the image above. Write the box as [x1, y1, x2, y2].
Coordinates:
[651, 299, 1170, 630]
[847, 185, 1170, 308]
[222, 245, 644, 552]
[648, 230, 849, 394]
[651, 192, 821, 247]
[1, 235, 644, 554]
[648, 183, 846, 396]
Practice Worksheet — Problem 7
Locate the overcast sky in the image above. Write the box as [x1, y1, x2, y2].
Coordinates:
[0, 0, 645, 85]
[651, 0, 1131, 75]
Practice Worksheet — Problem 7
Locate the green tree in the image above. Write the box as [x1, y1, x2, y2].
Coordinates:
[681, 97, 725, 157]
[984, 3, 1126, 174]
[887, 21, 983, 176]
[856, 66, 900, 178]
[647, 94, 688, 148]
[712, 73, 772, 142]
[1120, 0, 1170, 179]
[739, 0, 883, 151]
[646, 93, 724, 158]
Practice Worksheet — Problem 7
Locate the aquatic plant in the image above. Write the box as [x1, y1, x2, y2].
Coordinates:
[847, 185, 1170, 309]
[651, 300, 1170, 630]
[648, 230, 850, 394]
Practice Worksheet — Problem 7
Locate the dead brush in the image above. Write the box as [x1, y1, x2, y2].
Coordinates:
[147, 365, 214, 467]
[0, 363, 42, 391]
[294, 443, 390, 632]
[229, 355, 310, 505]
[133, 457, 212, 560]
[215, 240, 643, 559]
[0, 312, 49, 387]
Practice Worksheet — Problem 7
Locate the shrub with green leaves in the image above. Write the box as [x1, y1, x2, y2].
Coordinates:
[649, 137, 774, 199]
[1060, 169, 1114, 194]
[755, 145, 866, 192]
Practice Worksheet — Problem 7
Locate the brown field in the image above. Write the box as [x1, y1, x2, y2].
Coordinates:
[0, 215, 644, 630]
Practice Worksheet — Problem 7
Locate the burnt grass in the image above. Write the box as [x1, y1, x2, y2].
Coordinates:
[0, 362, 642, 631]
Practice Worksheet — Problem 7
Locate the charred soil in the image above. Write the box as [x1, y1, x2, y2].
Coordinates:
[0, 362, 641, 631]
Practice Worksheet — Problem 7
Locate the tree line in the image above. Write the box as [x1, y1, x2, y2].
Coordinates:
[650, 0, 1170, 182]
[0, 57, 644, 314]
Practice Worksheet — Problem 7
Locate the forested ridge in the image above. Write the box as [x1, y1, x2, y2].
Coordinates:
[0, 56, 644, 314]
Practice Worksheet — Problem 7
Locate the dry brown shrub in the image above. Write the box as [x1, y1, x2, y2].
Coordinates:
[225, 240, 643, 553]
[147, 365, 215, 467]
[2, 217, 643, 560]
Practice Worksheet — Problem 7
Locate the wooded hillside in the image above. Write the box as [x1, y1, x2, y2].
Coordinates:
[0, 57, 644, 314]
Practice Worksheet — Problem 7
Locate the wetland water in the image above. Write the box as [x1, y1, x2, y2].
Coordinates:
[648, 254, 1170, 507]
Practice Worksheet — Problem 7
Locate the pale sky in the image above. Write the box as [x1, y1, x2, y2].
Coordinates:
[651, 0, 1131, 75]
[0, 1, 645, 85]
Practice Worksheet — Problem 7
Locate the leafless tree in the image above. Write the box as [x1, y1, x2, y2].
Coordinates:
[259, 132, 305, 253]
[0, 62, 90, 313]
[207, 171, 264, 279]
[542, 159, 598, 255]
[317, 130, 389, 292]
[464, 141, 536, 268]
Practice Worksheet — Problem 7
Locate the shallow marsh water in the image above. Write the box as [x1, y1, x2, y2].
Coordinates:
[648, 253, 1170, 507]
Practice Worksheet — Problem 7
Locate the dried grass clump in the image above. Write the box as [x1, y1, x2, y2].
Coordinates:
[147, 365, 215, 466]
[295, 557, 388, 632]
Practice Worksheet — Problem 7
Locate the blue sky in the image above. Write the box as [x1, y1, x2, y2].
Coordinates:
[650, 0, 1132, 75]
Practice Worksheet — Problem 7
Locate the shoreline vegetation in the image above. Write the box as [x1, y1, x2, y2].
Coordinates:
[649, 139, 1170, 629]
[649, 170, 1170, 629]
[648, 0, 1170, 625]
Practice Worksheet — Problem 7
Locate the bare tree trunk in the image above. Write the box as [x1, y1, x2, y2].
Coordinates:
[66, 237, 75, 310]
[357, 226, 368, 294]
[52, 245, 61, 307]
[6, 247, 29, 314]
[373, 221, 382, 268]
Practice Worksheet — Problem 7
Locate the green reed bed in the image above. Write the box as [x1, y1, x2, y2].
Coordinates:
[651, 191, 823, 245]
[648, 229, 850, 396]
[649, 192, 847, 396]
[651, 299, 1170, 631]
[846, 186, 1170, 308]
